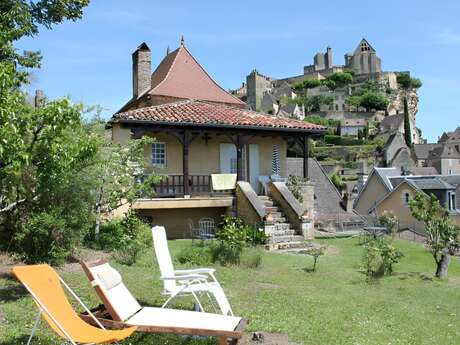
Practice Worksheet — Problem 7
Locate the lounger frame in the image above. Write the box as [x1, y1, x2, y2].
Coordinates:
[80, 259, 247, 344]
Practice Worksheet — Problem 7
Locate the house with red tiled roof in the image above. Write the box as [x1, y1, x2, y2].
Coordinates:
[110, 39, 326, 239]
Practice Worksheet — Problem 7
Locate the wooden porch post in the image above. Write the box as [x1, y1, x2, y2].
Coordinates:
[303, 134, 309, 179]
[182, 131, 190, 196]
[236, 134, 244, 182]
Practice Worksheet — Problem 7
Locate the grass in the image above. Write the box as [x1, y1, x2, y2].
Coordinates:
[1, 238, 460, 345]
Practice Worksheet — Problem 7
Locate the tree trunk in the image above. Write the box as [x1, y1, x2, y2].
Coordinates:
[435, 252, 451, 279]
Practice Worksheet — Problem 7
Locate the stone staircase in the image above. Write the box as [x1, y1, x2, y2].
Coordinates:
[259, 195, 307, 250]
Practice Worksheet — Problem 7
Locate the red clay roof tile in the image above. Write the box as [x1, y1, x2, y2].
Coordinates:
[114, 100, 326, 132]
[148, 44, 245, 106]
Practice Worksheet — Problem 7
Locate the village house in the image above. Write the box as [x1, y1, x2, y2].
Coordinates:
[109, 39, 326, 241]
[339, 118, 367, 136]
[354, 167, 460, 232]
[413, 127, 460, 174]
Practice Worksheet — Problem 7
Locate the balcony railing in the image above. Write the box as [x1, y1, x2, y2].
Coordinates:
[153, 174, 211, 197]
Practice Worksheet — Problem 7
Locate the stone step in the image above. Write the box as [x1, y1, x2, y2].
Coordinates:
[268, 211, 283, 218]
[265, 206, 279, 213]
[269, 235, 304, 244]
[266, 229, 296, 236]
[275, 241, 308, 250]
[272, 217, 287, 223]
[263, 201, 274, 207]
[258, 195, 270, 200]
[274, 223, 291, 231]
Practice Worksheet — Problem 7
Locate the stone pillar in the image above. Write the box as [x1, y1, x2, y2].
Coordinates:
[299, 182, 315, 239]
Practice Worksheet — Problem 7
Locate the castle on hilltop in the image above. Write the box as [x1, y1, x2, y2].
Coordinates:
[241, 39, 387, 111]
[233, 38, 421, 145]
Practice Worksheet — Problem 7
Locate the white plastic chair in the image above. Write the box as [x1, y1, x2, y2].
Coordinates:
[151, 226, 233, 315]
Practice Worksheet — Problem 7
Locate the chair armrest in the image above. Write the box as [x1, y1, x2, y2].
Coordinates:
[174, 268, 216, 275]
[160, 274, 208, 281]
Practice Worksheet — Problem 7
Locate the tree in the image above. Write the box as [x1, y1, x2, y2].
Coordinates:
[403, 96, 412, 147]
[396, 73, 422, 90]
[358, 90, 389, 111]
[409, 193, 459, 279]
[323, 72, 353, 90]
[302, 95, 333, 112]
[85, 117, 161, 237]
[397, 73, 421, 147]
[0, 1, 95, 263]
[293, 78, 321, 90]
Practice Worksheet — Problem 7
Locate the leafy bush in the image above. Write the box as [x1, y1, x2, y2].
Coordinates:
[13, 212, 74, 265]
[97, 219, 125, 250]
[107, 211, 151, 266]
[324, 135, 364, 146]
[240, 247, 263, 269]
[363, 237, 403, 279]
[176, 245, 212, 266]
[330, 172, 345, 191]
[245, 225, 268, 246]
[209, 241, 240, 266]
[287, 175, 307, 203]
[212, 216, 266, 265]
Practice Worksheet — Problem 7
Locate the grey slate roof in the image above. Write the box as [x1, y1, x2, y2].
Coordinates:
[404, 167, 438, 175]
[373, 167, 402, 190]
[428, 144, 460, 159]
[389, 176, 458, 191]
[308, 158, 363, 223]
[413, 143, 441, 160]
[380, 114, 403, 133]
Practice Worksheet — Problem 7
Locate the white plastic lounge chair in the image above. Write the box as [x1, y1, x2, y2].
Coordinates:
[80, 259, 246, 345]
[152, 225, 233, 315]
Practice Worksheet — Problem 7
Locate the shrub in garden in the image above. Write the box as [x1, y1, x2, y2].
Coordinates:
[13, 212, 75, 265]
[176, 245, 212, 266]
[97, 219, 125, 250]
[363, 237, 403, 279]
[240, 247, 263, 269]
[245, 225, 268, 246]
[104, 211, 151, 266]
[212, 216, 265, 265]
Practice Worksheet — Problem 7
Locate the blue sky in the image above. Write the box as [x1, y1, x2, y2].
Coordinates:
[17, 0, 460, 142]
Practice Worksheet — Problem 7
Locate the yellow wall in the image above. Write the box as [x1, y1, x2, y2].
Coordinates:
[354, 173, 388, 215]
[137, 207, 229, 239]
[112, 124, 287, 177]
[376, 183, 417, 223]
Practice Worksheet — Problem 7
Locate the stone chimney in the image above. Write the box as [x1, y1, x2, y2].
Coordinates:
[34, 89, 45, 108]
[132, 42, 151, 99]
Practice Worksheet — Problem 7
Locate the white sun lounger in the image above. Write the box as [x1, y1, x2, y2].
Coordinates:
[80, 259, 247, 344]
[152, 225, 233, 316]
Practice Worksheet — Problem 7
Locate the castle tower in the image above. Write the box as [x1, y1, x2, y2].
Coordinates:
[246, 69, 272, 111]
[345, 38, 381, 76]
[325, 46, 333, 69]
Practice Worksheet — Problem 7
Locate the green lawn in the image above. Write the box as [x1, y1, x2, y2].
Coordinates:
[1, 238, 460, 345]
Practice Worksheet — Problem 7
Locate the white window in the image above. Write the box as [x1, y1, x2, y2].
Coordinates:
[449, 192, 456, 211]
[151, 142, 166, 167]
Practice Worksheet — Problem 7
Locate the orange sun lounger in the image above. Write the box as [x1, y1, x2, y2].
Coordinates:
[12, 264, 136, 345]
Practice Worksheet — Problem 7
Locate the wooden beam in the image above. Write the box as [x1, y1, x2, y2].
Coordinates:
[303, 135, 309, 179]
[182, 131, 190, 196]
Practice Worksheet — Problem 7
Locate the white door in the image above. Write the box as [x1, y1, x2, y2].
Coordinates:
[249, 144, 260, 192]
[219, 143, 237, 173]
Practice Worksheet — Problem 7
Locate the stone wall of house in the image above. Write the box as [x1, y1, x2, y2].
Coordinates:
[236, 182, 265, 226]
